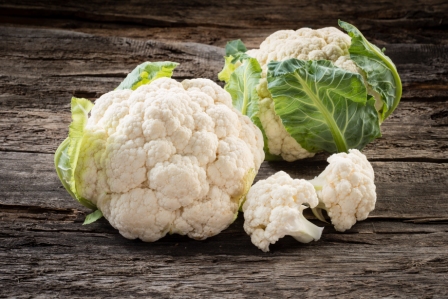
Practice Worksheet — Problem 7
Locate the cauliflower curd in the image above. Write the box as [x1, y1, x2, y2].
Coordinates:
[246, 27, 357, 75]
[73, 77, 264, 241]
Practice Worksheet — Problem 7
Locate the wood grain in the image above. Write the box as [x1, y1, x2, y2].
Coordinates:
[1, 2, 448, 297]
[1, 208, 448, 298]
[1, 27, 447, 159]
[1, 0, 447, 46]
[1, 28, 447, 96]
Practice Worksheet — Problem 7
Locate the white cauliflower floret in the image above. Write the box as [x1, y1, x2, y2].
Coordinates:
[149, 155, 209, 210]
[246, 27, 364, 161]
[74, 77, 265, 241]
[242, 149, 375, 251]
[308, 149, 376, 232]
[248, 27, 352, 75]
[173, 185, 236, 240]
[106, 188, 175, 242]
[88, 89, 132, 129]
[243, 171, 323, 252]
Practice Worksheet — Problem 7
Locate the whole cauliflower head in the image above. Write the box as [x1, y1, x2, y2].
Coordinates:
[243, 171, 323, 252]
[75, 77, 264, 241]
[309, 149, 376, 232]
[246, 27, 378, 161]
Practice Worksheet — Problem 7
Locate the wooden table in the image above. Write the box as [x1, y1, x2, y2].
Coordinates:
[1, 1, 447, 298]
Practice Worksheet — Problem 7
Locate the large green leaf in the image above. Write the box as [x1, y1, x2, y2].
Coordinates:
[225, 58, 282, 160]
[116, 61, 179, 90]
[225, 58, 262, 118]
[339, 20, 402, 122]
[54, 97, 97, 210]
[267, 59, 381, 154]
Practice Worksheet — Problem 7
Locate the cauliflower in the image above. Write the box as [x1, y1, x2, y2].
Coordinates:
[55, 62, 264, 242]
[242, 171, 323, 252]
[219, 21, 402, 161]
[308, 149, 376, 232]
[246, 27, 361, 161]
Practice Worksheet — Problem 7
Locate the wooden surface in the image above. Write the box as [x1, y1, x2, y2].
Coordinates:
[1, 1, 447, 298]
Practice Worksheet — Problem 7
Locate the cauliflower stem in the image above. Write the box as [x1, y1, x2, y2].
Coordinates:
[285, 205, 325, 243]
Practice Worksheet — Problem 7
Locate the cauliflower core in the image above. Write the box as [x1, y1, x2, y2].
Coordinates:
[243, 171, 323, 252]
[309, 149, 376, 232]
[247, 27, 379, 161]
[75, 78, 264, 241]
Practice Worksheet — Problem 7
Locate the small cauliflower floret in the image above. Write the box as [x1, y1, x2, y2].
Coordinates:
[149, 155, 209, 211]
[243, 171, 323, 252]
[246, 27, 373, 161]
[308, 149, 376, 232]
[88, 89, 132, 128]
[207, 136, 255, 196]
[105, 188, 175, 242]
[173, 185, 237, 240]
[74, 77, 265, 242]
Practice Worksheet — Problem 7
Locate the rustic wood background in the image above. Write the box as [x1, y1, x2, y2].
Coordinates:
[1, 1, 447, 298]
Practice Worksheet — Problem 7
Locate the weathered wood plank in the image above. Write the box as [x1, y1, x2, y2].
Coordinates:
[363, 99, 448, 160]
[0, 27, 447, 159]
[1, 151, 447, 220]
[0, 108, 69, 153]
[0, 27, 225, 86]
[2, 100, 447, 160]
[2, 0, 447, 28]
[1, 214, 448, 260]
[1, 27, 447, 109]
[0, 27, 226, 116]
[1, 0, 447, 46]
[1, 250, 447, 298]
[1, 216, 447, 298]
[3, 20, 448, 50]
